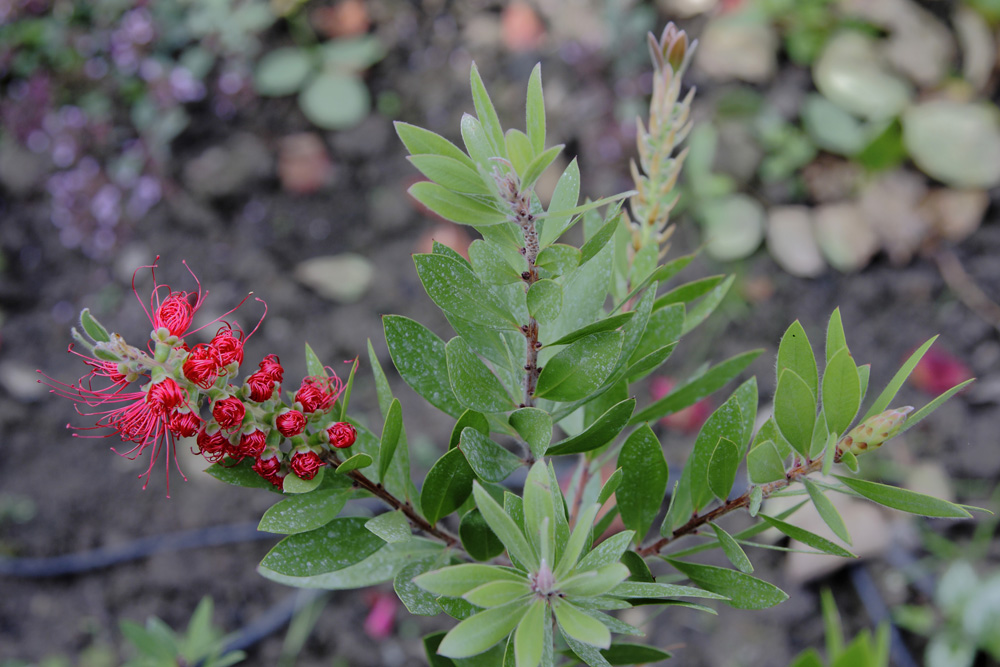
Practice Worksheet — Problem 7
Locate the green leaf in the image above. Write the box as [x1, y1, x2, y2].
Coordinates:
[415, 563, 526, 597]
[559, 562, 630, 598]
[597, 469, 623, 507]
[804, 479, 851, 545]
[258, 488, 348, 535]
[710, 523, 754, 573]
[834, 475, 972, 518]
[415, 254, 518, 329]
[283, 468, 325, 493]
[547, 398, 635, 456]
[304, 342, 325, 379]
[79, 308, 111, 343]
[254, 46, 313, 96]
[261, 517, 385, 577]
[564, 634, 613, 667]
[470, 239, 525, 286]
[534, 192, 634, 223]
[616, 425, 668, 543]
[609, 582, 727, 600]
[826, 308, 848, 365]
[535, 332, 623, 402]
[708, 437, 741, 502]
[206, 458, 282, 492]
[366, 510, 412, 543]
[554, 599, 611, 649]
[732, 377, 759, 447]
[379, 398, 403, 481]
[506, 129, 534, 176]
[523, 460, 557, 560]
[686, 396, 746, 510]
[539, 159, 582, 247]
[410, 155, 491, 195]
[462, 113, 496, 168]
[630, 350, 763, 425]
[335, 453, 373, 474]
[474, 482, 537, 569]
[438, 600, 530, 659]
[546, 313, 635, 348]
[547, 241, 615, 345]
[409, 181, 508, 226]
[395, 560, 444, 616]
[774, 368, 817, 456]
[897, 379, 975, 436]
[421, 448, 476, 524]
[469, 62, 506, 155]
[682, 275, 735, 335]
[460, 509, 505, 561]
[521, 145, 563, 191]
[514, 599, 545, 667]
[509, 408, 552, 460]
[664, 559, 789, 610]
[747, 440, 786, 484]
[778, 320, 819, 397]
[527, 279, 563, 323]
[526, 64, 545, 155]
[446, 336, 515, 413]
[823, 348, 861, 436]
[862, 336, 938, 420]
[575, 531, 633, 573]
[579, 217, 620, 266]
[600, 644, 673, 665]
[384, 315, 464, 418]
[653, 275, 724, 310]
[759, 514, 855, 558]
[337, 356, 359, 421]
[555, 503, 600, 579]
[450, 409, 491, 450]
[749, 486, 763, 517]
[460, 427, 522, 483]
[299, 72, 370, 130]
[536, 244, 580, 277]
[464, 580, 531, 608]
[395, 121, 476, 168]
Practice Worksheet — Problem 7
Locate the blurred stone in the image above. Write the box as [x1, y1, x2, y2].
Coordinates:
[183, 133, 271, 199]
[697, 14, 777, 83]
[955, 6, 995, 92]
[802, 156, 861, 203]
[858, 170, 929, 265]
[0, 362, 48, 402]
[294, 253, 374, 303]
[330, 114, 390, 159]
[814, 31, 912, 120]
[0, 139, 47, 196]
[905, 461, 955, 503]
[884, 0, 955, 87]
[368, 184, 411, 233]
[920, 188, 988, 243]
[502, 2, 546, 52]
[766, 206, 825, 278]
[659, 0, 718, 18]
[903, 100, 1000, 189]
[715, 120, 763, 185]
[311, 0, 370, 39]
[278, 133, 335, 195]
[815, 202, 880, 272]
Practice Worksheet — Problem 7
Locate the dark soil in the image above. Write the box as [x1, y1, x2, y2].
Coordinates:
[2, 3, 999, 666]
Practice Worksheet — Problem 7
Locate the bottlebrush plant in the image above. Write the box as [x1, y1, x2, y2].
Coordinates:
[47, 24, 979, 666]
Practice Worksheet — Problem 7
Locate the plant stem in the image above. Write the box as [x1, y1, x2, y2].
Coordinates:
[636, 456, 824, 558]
[321, 452, 460, 547]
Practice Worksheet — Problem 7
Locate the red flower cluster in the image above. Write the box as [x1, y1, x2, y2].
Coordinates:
[45, 261, 353, 496]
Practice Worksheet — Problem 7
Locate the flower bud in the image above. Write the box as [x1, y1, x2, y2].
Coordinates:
[154, 293, 194, 338]
[146, 378, 186, 415]
[838, 407, 913, 458]
[295, 375, 340, 413]
[245, 371, 275, 402]
[167, 408, 202, 438]
[210, 327, 245, 368]
[326, 421, 357, 449]
[196, 425, 229, 463]
[252, 453, 285, 488]
[212, 396, 246, 430]
[276, 408, 306, 437]
[290, 449, 325, 480]
[182, 343, 220, 389]
[238, 428, 267, 458]
[258, 354, 284, 384]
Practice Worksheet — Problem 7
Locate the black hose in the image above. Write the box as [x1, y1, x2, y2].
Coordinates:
[848, 563, 920, 667]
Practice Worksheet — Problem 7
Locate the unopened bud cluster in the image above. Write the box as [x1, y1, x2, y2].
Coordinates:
[45, 265, 357, 493]
[836, 406, 913, 459]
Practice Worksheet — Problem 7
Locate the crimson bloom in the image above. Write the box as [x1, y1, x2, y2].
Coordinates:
[212, 395, 246, 431]
[245, 371, 275, 402]
[327, 421, 357, 449]
[290, 450, 325, 480]
[253, 453, 284, 488]
[295, 374, 343, 413]
[276, 408, 306, 437]
[211, 325, 245, 368]
[258, 354, 284, 383]
[182, 343, 220, 388]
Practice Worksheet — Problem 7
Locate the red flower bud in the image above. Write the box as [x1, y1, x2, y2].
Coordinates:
[276, 409, 306, 437]
[252, 454, 284, 488]
[295, 375, 341, 413]
[290, 450, 325, 480]
[154, 293, 194, 337]
[238, 428, 267, 458]
[167, 408, 202, 438]
[210, 326, 245, 368]
[326, 421, 357, 449]
[245, 372, 275, 402]
[146, 378, 186, 415]
[182, 343, 220, 389]
[212, 396, 246, 430]
[258, 354, 284, 384]
[196, 426, 229, 463]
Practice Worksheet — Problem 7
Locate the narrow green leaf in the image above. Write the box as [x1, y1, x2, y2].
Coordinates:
[803, 479, 851, 545]
[336, 356, 359, 421]
[460, 509, 505, 561]
[415, 254, 518, 329]
[559, 562, 630, 598]
[897, 378, 975, 436]
[834, 475, 972, 518]
[521, 145, 563, 190]
[506, 129, 534, 176]
[304, 342, 325, 379]
[535, 332, 623, 402]
[378, 398, 403, 481]
[534, 191, 634, 223]
[258, 488, 348, 535]
[464, 580, 531, 608]
[709, 523, 754, 573]
[474, 482, 537, 569]
[438, 600, 529, 659]
[283, 469, 325, 494]
[823, 348, 861, 436]
[384, 315, 464, 418]
[523, 460, 557, 560]
[538, 159, 581, 247]
[630, 350, 763, 425]
[826, 308, 848, 365]
[597, 469, 623, 507]
[708, 437, 741, 502]
[395, 560, 444, 616]
[777, 320, 819, 398]
[579, 217, 620, 266]
[664, 559, 789, 610]
[395, 121, 475, 168]
[535, 244, 580, 277]
[335, 452, 373, 474]
[686, 397, 746, 510]
[563, 633, 613, 667]
[863, 336, 938, 420]
[460, 427, 522, 483]
[461, 113, 496, 168]
[527, 279, 563, 323]
[409, 154, 491, 195]
[609, 582, 727, 600]
[600, 644, 673, 664]
[774, 368, 817, 457]
[446, 336, 515, 413]
[409, 181, 507, 226]
[526, 63, 545, 154]
[617, 425, 668, 543]
[415, 563, 525, 598]
[653, 275, 724, 310]
[554, 600, 611, 649]
[682, 275, 735, 335]
[261, 517, 385, 577]
[469, 239, 524, 285]
[421, 448, 475, 524]
[470, 62, 506, 155]
[546, 313, 635, 348]
[554, 503, 600, 579]
[79, 308, 111, 343]
[759, 514, 855, 558]
[546, 398, 635, 456]
[575, 531, 634, 573]
[840, 450, 859, 472]
[514, 599, 545, 667]
[509, 408, 552, 460]
[207, 458, 282, 492]
[366, 510, 412, 543]
[749, 486, 763, 516]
